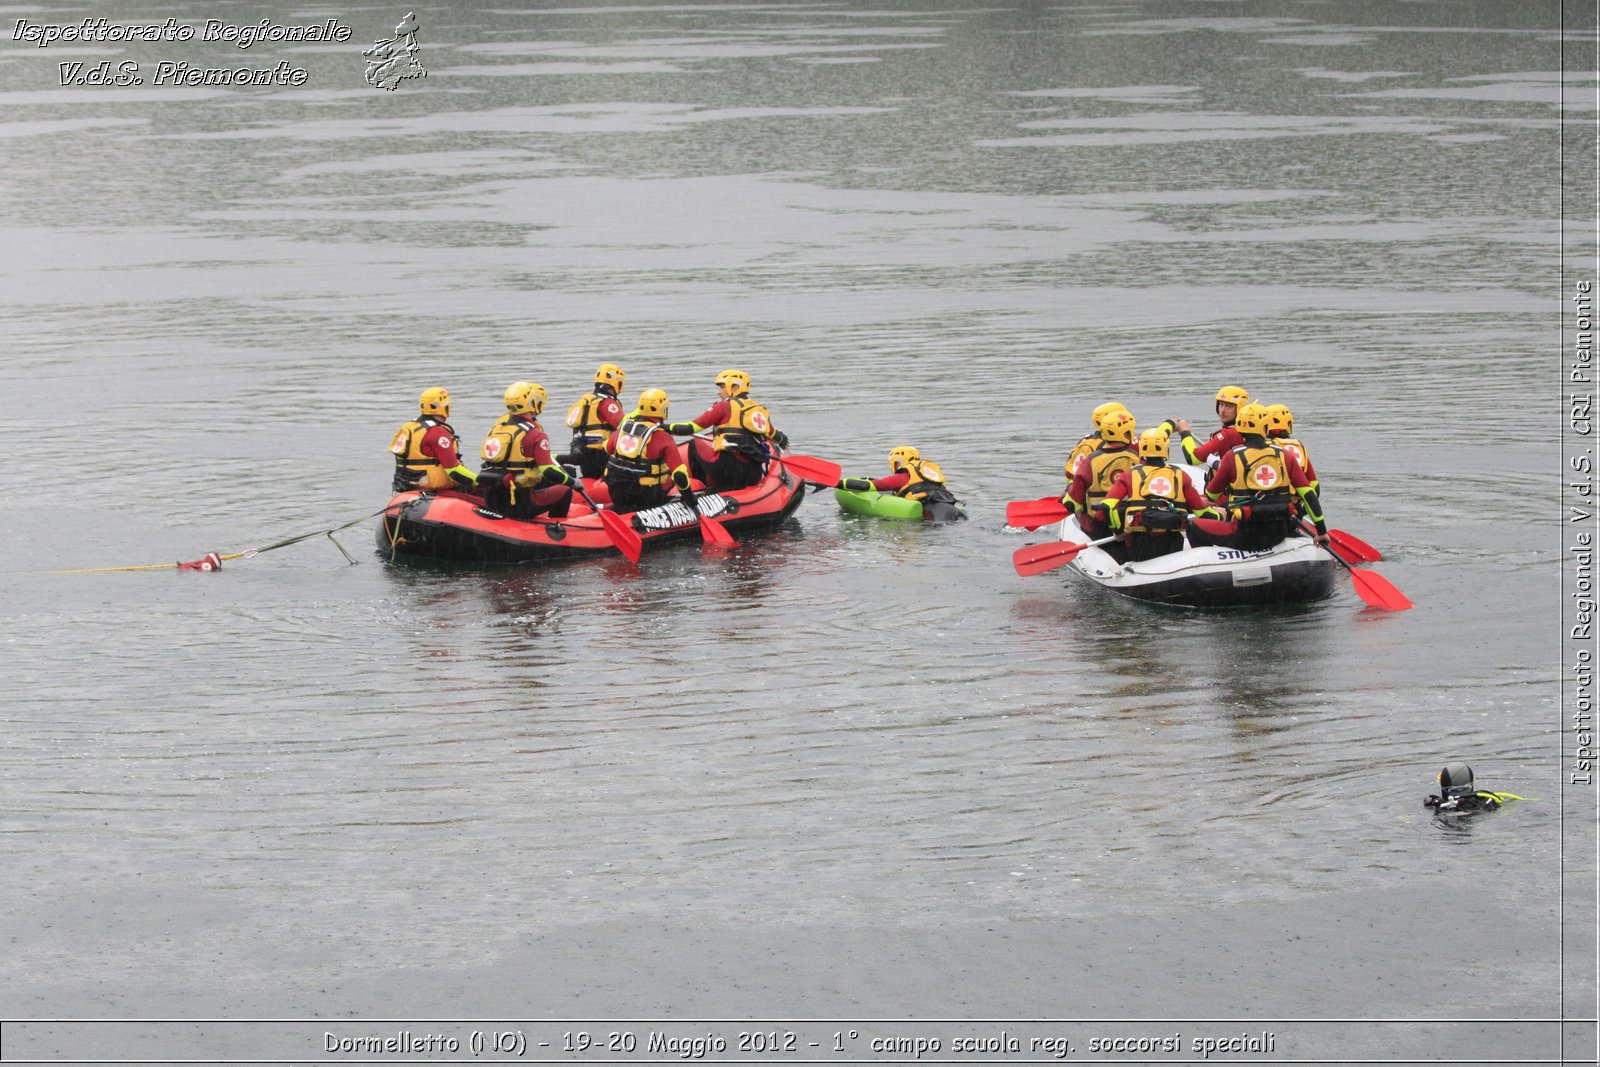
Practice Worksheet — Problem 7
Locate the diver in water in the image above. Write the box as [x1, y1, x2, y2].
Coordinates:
[1424, 763, 1524, 816]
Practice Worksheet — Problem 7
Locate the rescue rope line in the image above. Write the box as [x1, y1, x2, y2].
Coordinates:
[387, 499, 410, 562]
[48, 506, 392, 575]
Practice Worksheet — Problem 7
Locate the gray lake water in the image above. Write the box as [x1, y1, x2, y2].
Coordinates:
[2, 1, 1595, 1063]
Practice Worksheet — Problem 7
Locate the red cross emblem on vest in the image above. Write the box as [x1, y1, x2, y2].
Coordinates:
[483, 438, 503, 459]
[619, 433, 640, 454]
[1148, 475, 1173, 496]
[749, 410, 769, 433]
[1252, 465, 1279, 489]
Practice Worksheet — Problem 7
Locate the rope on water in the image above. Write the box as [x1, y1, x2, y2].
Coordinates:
[49, 505, 395, 575]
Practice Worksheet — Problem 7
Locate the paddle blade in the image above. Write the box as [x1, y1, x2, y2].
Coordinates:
[1324, 539, 1363, 566]
[1348, 566, 1412, 611]
[1187, 515, 1237, 536]
[699, 514, 736, 549]
[781, 454, 842, 487]
[1005, 497, 1069, 530]
[1330, 528, 1382, 562]
[597, 509, 643, 564]
[1012, 540, 1087, 577]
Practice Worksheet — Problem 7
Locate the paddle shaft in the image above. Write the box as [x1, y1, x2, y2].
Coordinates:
[1008, 495, 1235, 537]
[1299, 519, 1381, 562]
[571, 479, 603, 514]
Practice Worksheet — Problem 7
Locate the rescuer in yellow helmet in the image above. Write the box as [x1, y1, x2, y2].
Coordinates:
[1093, 427, 1220, 563]
[477, 381, 577, 519]
[1262, 403, 1318, 495]
[1064, 410, 1138, 540]
[559, 363, 628, 480]
[836, 446, 965, 521]
[1062, 402, 1128, 483]
[1163, 384, 1250, 466]
[389, 387, 478, 493]
[662, 369, 788, 491]
[603, 387, 694, 514]
[1201, 403, 1328, 552]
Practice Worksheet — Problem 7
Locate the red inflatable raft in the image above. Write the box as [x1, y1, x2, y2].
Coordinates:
[378, 459, 807, 565]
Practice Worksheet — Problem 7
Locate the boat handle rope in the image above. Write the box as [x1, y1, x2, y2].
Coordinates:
[48, 505, 393, 575]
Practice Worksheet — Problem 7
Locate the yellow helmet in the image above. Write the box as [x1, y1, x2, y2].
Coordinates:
[714, 368, 750, 397]
[1235, 402, 1269, 436]
[1264, 403, 1293, 437]
[1215, 385, 1249, 407]
[636, 387, 669, 420]
[1100, 410, 1136, 445]
[419, 387, 451, 418]
[504, 381, 546, 416]
[888, 446, 921, 472]
[1137, 427, 1170, 460]
[1091, 401, 1128, 432]
[594, 363, 626, 394]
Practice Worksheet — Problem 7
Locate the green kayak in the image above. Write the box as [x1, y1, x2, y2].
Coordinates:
[833, 488, 968, 523]
[834, 487, 925, 521]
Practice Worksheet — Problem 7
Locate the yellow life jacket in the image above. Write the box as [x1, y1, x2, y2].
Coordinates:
[1064, 433, 1100, 480]
[1084, 446, 1136, 508]
[1226, 443, 1292, 501]
[606, 418, 667, 487]
[480, 414, 541, 473]
[714, 396, 773, 454]
[1121, 464, 1186, 534]
[1275, 436, 1315, 489]
[566, 391, 616, 453]
[896, 458, 950, 502]
[390, 417, 458, 491]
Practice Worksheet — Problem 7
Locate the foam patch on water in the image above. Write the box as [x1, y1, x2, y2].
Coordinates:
[1261, 34, 1374, 46]
[0, 117, 147, 137]
[1004, 84, 1201, 104]
[156, 102, 898, 141]
[1292, 68, 1417, 82]
[0, 89, 229, 104]
[453, 38, 943, 60]
[1341, 81, 1595, 109]
[979, 111, 1455, 148]
[432, 61, 694, 76]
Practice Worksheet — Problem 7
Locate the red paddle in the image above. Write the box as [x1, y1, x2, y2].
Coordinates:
[682, 492, 735, 548]
[1012, 535, 1119, 577]
[1006, 497, 1070, 530]
[1327, 549, 1411, 610]
[1200, 512, 1405, 608]
[572, 482, 643, 564]
[700, 516, 734, 547]
[779, 454, 843, 488]
[1299, 519, 1379, 564]
[1329, 527, 1382, 562]
[596, 510, 643, 564]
